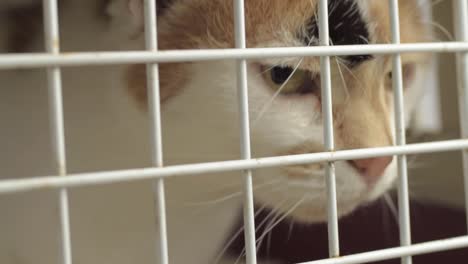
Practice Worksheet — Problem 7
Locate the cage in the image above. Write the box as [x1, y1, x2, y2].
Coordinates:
[0, 0, 467, 264]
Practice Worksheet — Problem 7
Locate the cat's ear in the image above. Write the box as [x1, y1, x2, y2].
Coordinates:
[107, 0, 173, 32]
[127, 0, 174, 26]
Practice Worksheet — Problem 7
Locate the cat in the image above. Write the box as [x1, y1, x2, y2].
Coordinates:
[0, 0, 432, 263]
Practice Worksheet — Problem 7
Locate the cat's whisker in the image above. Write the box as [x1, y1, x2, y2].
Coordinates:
[266, 224, 275, 260]
[406, 154, 431, 170]
[335, 56, 364, 95]
[254, 199, 290, 236]
[358, 34, 370, 44]
[407, 161, 429, 170]
[383, 193, 399, 224]
[193, 174, 274, 193]
[213, 188, 291, 264]
[379, 197, 395, 244]
[287, 214, 296, 242]
[252, 58, 305, 126]
[212, 203, 270, 264]
[232, 198, 290, 264]
[255, 195, 307, 251]
[334, 57, 350, 99]
[335, 53, 370, 99]
[253, 22, 319, 127]
[257, 201, 292, 251]
[256, 208, 283, 255]
[233, 250, 246, 264]
[422, 20, 453, 41]
[256, 63, 279, 78]
[288, 182, 324, 188]
[185, 179, 283, 207]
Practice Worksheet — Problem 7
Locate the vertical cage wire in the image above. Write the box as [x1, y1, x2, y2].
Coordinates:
[318, 0, 340, 258]
[453, 0, 468, 232]
[388, 1, 412, 264]
[143, 0, 169, 263]
[233, 0, 258, 263]
[1, 1, 468, 264]
[42, 0, 72, 263]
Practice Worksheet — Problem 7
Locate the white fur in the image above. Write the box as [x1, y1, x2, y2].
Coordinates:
[0, 0, 427, 264]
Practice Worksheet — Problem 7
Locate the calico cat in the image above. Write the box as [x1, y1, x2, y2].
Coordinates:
[0, 0, 431, 263]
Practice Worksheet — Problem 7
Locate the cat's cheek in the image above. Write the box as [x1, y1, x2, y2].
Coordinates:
[250, 162, 373, 223]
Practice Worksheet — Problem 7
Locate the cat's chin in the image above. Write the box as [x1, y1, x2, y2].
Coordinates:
[252, 159, 397, 224]
[255, 192, 368, 224]
[255, 188, 379, 224]
[286, 199, 364, 224]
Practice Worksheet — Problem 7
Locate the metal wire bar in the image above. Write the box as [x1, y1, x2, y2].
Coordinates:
[298, 235, 468, 264]
[453, 0, 468, 232]
[3, 139, 466, 195]
[0, 1, 465, 263]
[143, 1, 169, 263]
[42, 0, 72, 263]
[388, 1, 412, 263]
[2, 42, 468, 69]
[318, 0, 339, 257]
[233, 0, 257, 263]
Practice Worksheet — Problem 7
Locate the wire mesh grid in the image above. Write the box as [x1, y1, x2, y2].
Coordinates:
[0, 0, 468, 264]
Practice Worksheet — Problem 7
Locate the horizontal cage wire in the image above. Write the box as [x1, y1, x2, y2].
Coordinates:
[0, 0, 467, 264]
[0, 43, 468, 69]
[1, 140, 468, 194]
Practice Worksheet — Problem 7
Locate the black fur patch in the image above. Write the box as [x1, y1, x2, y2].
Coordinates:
[303, 0, 373, 66]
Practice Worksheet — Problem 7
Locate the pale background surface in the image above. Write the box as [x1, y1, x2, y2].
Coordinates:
[409, 0, 466, 208]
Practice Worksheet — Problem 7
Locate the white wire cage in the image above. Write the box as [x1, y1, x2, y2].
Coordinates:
[0, 0, 467, 264]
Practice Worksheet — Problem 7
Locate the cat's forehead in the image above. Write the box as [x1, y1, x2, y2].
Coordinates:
[155, 0, 430, 74]
[246, 0, 428, 46]
[162, 0, 428, 48]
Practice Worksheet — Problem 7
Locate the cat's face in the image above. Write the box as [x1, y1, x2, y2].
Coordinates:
[126, 0, 431, 223]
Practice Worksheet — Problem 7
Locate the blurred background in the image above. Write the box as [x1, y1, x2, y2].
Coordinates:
[409, 0, 466, 208]
[0, 0, 467, 263]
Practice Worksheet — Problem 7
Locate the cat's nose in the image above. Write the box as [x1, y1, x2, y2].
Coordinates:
[348, 156, 393, 184]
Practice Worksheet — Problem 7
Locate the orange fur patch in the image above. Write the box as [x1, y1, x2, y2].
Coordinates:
[126, 0, 431, 151]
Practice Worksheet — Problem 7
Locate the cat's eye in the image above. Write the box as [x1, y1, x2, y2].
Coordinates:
[263, 66, 319, 95]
